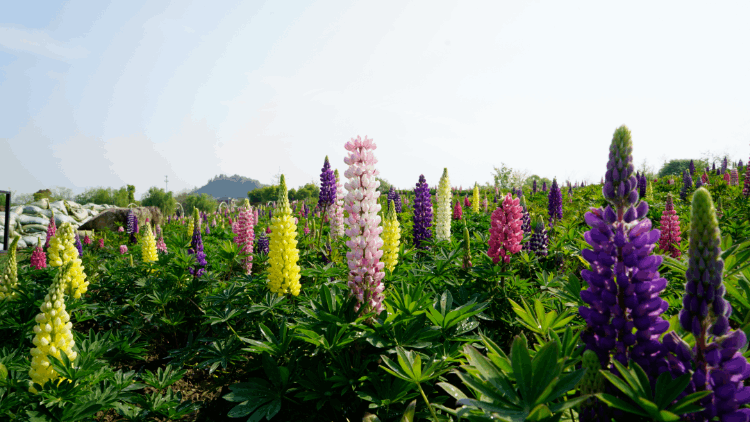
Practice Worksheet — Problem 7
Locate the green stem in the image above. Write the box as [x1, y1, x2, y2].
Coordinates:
[417, 383, 439, 421]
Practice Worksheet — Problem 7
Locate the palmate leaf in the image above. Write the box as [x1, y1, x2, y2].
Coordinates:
[224, 354, 293, 422]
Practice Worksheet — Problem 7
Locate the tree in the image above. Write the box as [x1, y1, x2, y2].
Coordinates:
[492, 163, 528, 190]
[182, 193, 218, 214]
[141, 187, 177, 216]
[248, 185, 279, 204]
[126, 185, 136, 205]
[658, 159, 708, 178]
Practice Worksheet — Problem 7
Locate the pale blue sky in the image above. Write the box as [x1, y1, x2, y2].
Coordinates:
[2, 1, 749, 198]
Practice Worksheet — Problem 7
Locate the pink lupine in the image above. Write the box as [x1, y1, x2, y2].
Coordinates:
[701, 173, 709, 185]
[463, 196, 471, 208]
[83, 234, 92, 245]
[487, 193, 523, 264]
[156, 235, 168, 253]
[233, 206, 255, 274]
[118, 226, 125, 232]
[343, 136, 385, 315]
[44, 217, 57, 249]
[97, 238, 104, 249]
[658, 194, 681, 258]
[724, 172, 731, 184]
[30, 245, 47, 269]
[731, 169, 739, 186]
[453, 199, 463, 220]
[119, 245, 128, 254]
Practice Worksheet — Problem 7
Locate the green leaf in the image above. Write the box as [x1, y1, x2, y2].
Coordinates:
[595, 393, 650, 418]
[401, 399, 416, 422]
[510, 336, 532, 401]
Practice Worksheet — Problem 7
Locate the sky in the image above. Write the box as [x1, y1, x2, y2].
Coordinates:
[2, 1, 749, 199]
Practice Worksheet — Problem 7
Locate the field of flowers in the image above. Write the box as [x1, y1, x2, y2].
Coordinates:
[1, 126, 750, 422]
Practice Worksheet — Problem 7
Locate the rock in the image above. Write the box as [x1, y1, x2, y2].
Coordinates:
[16, 239, 27, 249]
[23, 236, 41, 247]
[11, 206, 23, 215]
[29, 199, 50, 209]
[79, 207, 163, 232]
[50, 201, 68, 215]
[70, 208, 88, 221]
[18, 215, 49, 226]
[23, 205, 44, 215]
[54, 214, 78, 226]
[21, 224, 48, 233]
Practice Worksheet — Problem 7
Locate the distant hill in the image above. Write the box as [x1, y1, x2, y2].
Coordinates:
[192, 174, 266, 199]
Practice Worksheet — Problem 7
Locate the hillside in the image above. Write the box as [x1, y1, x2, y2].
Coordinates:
[192, 174, 266, 199]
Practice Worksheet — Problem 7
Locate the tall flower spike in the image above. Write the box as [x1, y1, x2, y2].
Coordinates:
[658, 194, 681, 258]
[730, 168, 739, 186]
[680, 169, 693, 201]
[532, 179, 537, 194]
[381, 200, 401, 272]
[528, 216, 549, 256]
[412, 174, 433, 250]
[268, 175, 301, 296]
[318, 156, 336, 212]
[689, 159, 695, 175]
[44, 210, 56, 249]
[47, 223, 88, 299]
[435, 168, 452, 242]
[471, 183, 480, 213]
[453, 199, 463, 220]
[30, 240, 47, 270]
[578, 125, 669, 382]
[548, 178, 563, 223]
[387, 186, 402, 214]
[141, 223, 158, 263]
[29, 262, 78, 393]
[0, 235, 20, 300]
[343, 136, 385, 314]
[233, 205, 255, 275]
[487, 193, 523, 264]
[329, 169, 346, 239]
[188, 207, 207, 277]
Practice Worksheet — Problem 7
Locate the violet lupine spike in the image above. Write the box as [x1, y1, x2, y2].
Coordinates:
[257, 232, 270, 254]
[412, 174, 433, 250]
[542, 181, 547, 192]
[548, 178, 562, 223]
[343, 136, 385, 315]
[738, 159, 743, 174]
[579, 125, 670, 382]
[689, 159, 695, 175]
[387, 187, 402, 213]
[74, 233, 83, 258]
[532, 179, 537, 194]
[127, 211, 139, 244]
[528, 216, 548, 256]
[638, 174, 647, 199]
[680, 169, 693, 202]
[722, 157, 728, 174]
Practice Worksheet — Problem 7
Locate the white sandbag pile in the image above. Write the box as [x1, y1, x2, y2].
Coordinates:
[0, 198, 114, 250]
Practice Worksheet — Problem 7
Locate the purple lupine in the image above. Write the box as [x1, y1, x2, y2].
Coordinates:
[722, 156, 728, 174]
[695, 177, 704, 189]
[520, 197, 531, 250]
[127, 211, 139, 244]
[738, 159, 744, 174]
[542, 181, 547, 192]
[188, 224, 207, 277]
[74, 233, 83, 257]
[413, 174, 432, 249]
[689, 159, 696, 175]
[638, 174, 647, 199]
[387, 187, 402, 213]
[257, 232, 270, 254]
[680, 169, 693, 201]
[579, 125, 670, 382]
[663, 188, 750, 422]
[533, 179, 537, 194]
[528, 216, 548, 256]
[548, 178, 562, 223]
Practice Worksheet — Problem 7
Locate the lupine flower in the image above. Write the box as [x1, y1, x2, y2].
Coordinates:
[482, 195, 488, 212]
[722, 156, 728, 174]
[701, 172, 709, 185]
[30, 242, 47, 270]
[83, 234, 91, 246]
[97, 238, 104, 249]
[638, 174, 647, 198]
[0, 236, 20, 300]
[74, 233, 83, 258]
[48, 223, 88, 299]
[344, 136, 385, 314]
[44, 211, 57, 249]
[329, 169, 346, 239]
[127, 211, 139, 244]
[542, 181, 547, 192]
[188, 208, 207, 277]
[680, 169, 693, 201]
[658, 194, 681, 258]
[579, 125, 669, 390]
[257, 232, 270, 254]
[381, 200, 401, 272]
[387, 186, 402, 213]
[141, 223, 158, 263]
[413, 174, 433, 250]
[187, 217, 194, 239]
[519, 198, 531, 250]
[28, 262, 77, 393]
[723, 172, 731, 184]
[533, 179, 537, 194]
[453, 199, 463, 220]
[548, 178, 563, 223]
[664, 187, 750, 422]
[268, 175, 301, 296]
[304, 221, 310, 235]
[487, 193, 523, 264]
[156, 235, 167, 254]
[318, 156, 337, 214]
[730, 168, 739, 186]
[738, 159, 743, 174]
[528, 216, 549, 256]
[471, 183, 480, 213]
[233, 206, 255, 275]
[435, 168, 452, 242]
[689, 159, 695, 175]
[463, 196, 470, 208]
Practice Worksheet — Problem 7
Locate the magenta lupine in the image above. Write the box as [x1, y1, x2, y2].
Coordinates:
[30, 245, 47, 270]
[97, 238, 104, 249]
[83, 234, 92, 246]
[343, 136, 385, 315]
[658, 194, 681, 258]
[730, 168, 739, 186]
[744, 163, 750, 197]
[463, 196, 470, 208]
[453, 199, 463, 220]
[44, 216, 57, 249]
[487, 193, 523, 264]
[233, 206, 255, 274]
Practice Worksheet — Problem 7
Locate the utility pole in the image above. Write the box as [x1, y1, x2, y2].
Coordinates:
[165, 175, 169, 192]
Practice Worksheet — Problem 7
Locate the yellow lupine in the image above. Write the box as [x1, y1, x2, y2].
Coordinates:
[47, 223, 88, 299]
[472, 182, 480, 213]
[29, 263, 77, 393]
[381, 200, 401, 272]
[141, 223, 158, 263]
[267, 175, 301, 296]
[0, 235, 20, 300]
[187, 217, 194, 237]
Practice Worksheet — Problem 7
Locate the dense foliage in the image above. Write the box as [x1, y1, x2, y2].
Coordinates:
[1, 130, 750, 422]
